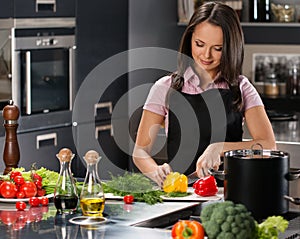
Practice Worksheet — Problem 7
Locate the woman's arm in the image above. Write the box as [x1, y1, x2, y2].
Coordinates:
[196, 105, 276, 177]
[133, 110, 172, 185]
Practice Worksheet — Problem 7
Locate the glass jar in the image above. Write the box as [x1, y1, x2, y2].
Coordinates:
[80, 150, 105, 217]
[54, 148, 79, 214]
[264, 72, 279, 97]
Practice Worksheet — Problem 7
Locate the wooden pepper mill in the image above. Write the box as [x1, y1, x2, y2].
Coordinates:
[2, 100, 20, 175]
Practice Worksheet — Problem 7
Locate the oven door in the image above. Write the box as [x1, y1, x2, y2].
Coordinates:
[19, 47, 72, 115]
[14, 32, 75, 115]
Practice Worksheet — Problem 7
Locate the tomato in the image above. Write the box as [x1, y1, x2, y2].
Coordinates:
[19, 181, 37, 198]
[0, 181, 18, 198]
[34, 180, 42, 189]
[13, 175, 25, 185]
[37, 189, 46, 197]
[193, 175, 218, 197]
[39, 196, 49, 206]
[16, 201, 27, 210]
[29, 197, 40, 207]
[32, 173, 42, 182]
[123, 194, 134, 204]
[172, 220, 205, 239]
[10, 171, 22, 180]
[16, 191, 25, 199]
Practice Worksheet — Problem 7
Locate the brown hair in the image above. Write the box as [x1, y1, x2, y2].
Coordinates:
[171, 1, 244, 111]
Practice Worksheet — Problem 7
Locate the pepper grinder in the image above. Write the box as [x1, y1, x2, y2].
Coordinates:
[2, 100, 20, 175]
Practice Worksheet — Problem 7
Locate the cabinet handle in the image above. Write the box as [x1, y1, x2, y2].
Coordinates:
[36, 132, 57, 149]
[95, 124, 113, 139]
[36, 0, 56, 12]
[25, 51, 31, 115]
[94, 102, 112, 117]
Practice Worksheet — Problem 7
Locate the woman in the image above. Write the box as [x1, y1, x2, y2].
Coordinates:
[133, 2, 276, 186]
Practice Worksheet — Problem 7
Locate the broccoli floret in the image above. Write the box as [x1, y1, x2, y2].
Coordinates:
[200, 201, 256, 239]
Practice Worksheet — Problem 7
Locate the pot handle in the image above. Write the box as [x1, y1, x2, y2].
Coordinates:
[286, 169, 300, 181]
[284, 195, 300, 205]
[208, 169, 226, 181]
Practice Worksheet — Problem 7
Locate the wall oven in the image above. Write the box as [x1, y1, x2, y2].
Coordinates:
[15, 27, 75, 115]
[0, 18, 75, 115]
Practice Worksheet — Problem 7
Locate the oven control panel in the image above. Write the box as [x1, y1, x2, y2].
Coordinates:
[36, 38, 58, 46]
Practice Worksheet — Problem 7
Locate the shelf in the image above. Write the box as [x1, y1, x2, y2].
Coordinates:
[178, 21, 300, 45]
[241, 22, 300, 27]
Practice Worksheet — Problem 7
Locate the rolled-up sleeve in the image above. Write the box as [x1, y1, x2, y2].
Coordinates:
[143, 76, 171, 117]
[240, 76, 264, 112]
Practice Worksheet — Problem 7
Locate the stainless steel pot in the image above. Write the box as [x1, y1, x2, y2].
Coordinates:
[211, 145, 300, 220]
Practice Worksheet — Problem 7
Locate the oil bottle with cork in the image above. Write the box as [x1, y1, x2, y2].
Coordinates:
[54, 148, 79, 214]
[80, 150, 105, 217]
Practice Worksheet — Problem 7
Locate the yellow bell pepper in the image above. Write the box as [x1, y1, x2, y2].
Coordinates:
[163, 172, 188, 193]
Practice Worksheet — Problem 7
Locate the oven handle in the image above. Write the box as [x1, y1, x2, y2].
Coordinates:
[36, 132, 57, 149]
[25, 51, 32, 115]
[95, 124, 113, 139]
[94, 102, 113, 117]
[69, 46, 75, 111]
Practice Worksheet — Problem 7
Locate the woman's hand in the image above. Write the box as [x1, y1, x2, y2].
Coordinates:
[144, 163, 172, 187]
[196, 142, 223, 178]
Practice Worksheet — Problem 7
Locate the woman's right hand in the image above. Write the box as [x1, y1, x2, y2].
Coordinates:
[196, 142, 223, 178]
[144, 163, 172, 187]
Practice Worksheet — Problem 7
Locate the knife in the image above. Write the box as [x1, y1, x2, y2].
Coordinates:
[187, 171, 199, 185]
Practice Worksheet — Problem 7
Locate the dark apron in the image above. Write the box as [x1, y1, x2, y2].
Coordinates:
[167, 88, 243, 175]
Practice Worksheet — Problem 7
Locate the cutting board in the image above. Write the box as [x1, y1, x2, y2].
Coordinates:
[105, 187, 224, 202]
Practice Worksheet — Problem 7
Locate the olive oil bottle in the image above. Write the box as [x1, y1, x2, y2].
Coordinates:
[80, 150, 105, 216]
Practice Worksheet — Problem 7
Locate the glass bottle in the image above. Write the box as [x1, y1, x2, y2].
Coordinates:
[287, 61, 300, 96]
[80, 150, 105, 217]
[54, 148, 78, 214]
[249, 0, 270, 22]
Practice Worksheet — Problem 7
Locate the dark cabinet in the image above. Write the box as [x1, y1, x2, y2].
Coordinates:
[74, 0, 130, 179]
[0, 0, 13, 18]
[15, 126, 75, 172]
[14, 0, 76, 18]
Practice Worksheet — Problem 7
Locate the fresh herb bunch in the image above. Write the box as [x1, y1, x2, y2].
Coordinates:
[103, 172, 165, 205]
[165, 192, 191, 198]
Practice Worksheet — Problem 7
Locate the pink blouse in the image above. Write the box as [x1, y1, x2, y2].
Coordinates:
[143, 67, 263, 132]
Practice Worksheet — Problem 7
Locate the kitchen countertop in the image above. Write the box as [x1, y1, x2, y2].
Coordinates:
[0, 200, 201, 239]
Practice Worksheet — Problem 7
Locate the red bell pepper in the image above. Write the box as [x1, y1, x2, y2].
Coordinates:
[193, 175, 218, 197]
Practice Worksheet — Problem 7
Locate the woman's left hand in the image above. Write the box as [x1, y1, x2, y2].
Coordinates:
[196, 142, 223, 178]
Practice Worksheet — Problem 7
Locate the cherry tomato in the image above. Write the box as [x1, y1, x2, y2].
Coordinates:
[29, 197, 40, 207]
[10, 171, 22, 180]
[39, 196, 49, 206]
[34, 180, 42, 189]
[123, 194, 134, 204]
[16, 201, 27, 211]
[0, 181, 18, 198]
[37, 189, 46, 197]
[16, 191, 25, 199]
[32, 173, 42, 182]
[19, 181, 37, 198]
[13, 175, 25, 185]
[172, 220, 205, 239]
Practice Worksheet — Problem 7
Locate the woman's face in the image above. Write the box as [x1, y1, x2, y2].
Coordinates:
[191, 21, 223, 79]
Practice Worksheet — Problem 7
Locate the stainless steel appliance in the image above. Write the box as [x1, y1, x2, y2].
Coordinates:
[0, 18, 75, 117]
[0, 18, 76, 174]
